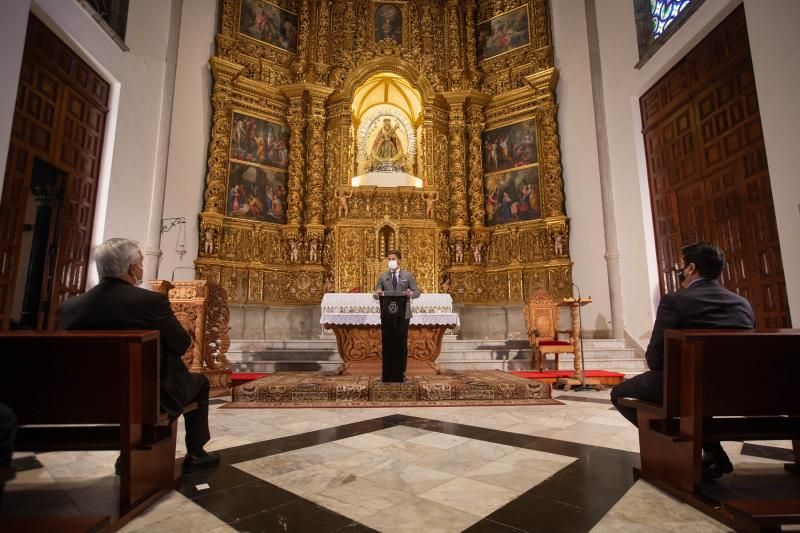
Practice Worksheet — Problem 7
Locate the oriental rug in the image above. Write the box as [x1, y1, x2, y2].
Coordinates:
[224, 370, 559, 408]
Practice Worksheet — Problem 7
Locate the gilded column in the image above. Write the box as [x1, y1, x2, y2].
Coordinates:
[312, 0, 331, 81]
[443, 93, 469, 227]
[420, 4, 433, 53]
[465, 0, 480, 88]
[324, 98, 353, 222]
[466, 96, 489, 227]
[342, 1, 356, 51]
[305, 87, 333, 225]
[284, 90, 307, 226]
[446, 0, 463, 89]
[293, 0, 310, 81]
[526, 70, 565, 217]
[202, 58, 242, 215]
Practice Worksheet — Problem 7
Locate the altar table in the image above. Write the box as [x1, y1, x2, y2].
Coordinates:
[320, 293, 459, 375]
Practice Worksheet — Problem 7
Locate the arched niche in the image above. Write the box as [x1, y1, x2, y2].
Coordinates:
[326, 57, 447, 190]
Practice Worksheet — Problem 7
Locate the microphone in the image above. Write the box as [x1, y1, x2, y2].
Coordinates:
[171, 266, 196, 281]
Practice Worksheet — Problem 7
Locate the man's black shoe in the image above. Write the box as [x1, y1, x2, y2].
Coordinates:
[702, 458, 733, 481]
[182, 452, 220, 473]
[114, 456, 122, 476]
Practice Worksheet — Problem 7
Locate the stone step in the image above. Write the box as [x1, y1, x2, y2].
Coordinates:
[437, 360, 533, 372]
[226, 337, 647, 375]
[553, 357, 648, 372]
[582, 339, 630, 350]
[581, 349, 639, 360]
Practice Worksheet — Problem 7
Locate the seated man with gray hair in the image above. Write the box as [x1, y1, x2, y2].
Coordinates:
[59, 238, 219, 473]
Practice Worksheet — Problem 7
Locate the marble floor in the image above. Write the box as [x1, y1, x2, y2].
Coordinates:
[2, 388, 797, 532]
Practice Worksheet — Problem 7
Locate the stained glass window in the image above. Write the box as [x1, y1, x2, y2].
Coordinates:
[77, 0, 129, 49]
[651, 0, 692, 39]
[635, 0, 702, 66]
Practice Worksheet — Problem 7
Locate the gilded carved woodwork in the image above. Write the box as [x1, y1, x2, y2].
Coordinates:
[285, 92, 307, 224]
[467, 99, 487, 227]
[444, 95, 468, 227]
[150, 280, 232, 397]
[197, 0, 571, 307]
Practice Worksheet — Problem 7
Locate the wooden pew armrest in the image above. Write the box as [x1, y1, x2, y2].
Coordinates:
[618, 397, 664, 415]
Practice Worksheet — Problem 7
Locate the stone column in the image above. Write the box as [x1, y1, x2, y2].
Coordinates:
[585, 0, 624, 338]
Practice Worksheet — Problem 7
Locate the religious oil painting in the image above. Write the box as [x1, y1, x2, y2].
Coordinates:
[374, 3, 402, 44]
[227, 162, 287, 224]
[482, 118, 538, 174]
[477, 5, 531, 61]
[485, 166, 541, 226]
[239, 0, 299, 54]
[230, 112, 290, 170]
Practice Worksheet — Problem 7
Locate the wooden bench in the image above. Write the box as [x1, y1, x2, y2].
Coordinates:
[619, 329, 800, 532]
[0, 331, 195, 531]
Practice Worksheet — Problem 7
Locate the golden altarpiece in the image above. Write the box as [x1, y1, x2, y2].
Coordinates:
[195, 0, 572, 324]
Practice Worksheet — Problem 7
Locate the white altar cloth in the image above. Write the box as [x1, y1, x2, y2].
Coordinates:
[320, 293, 459, 327]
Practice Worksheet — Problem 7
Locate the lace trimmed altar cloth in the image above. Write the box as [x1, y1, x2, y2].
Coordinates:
[320, 293, 459, 327]
[320, 293, 459, 375]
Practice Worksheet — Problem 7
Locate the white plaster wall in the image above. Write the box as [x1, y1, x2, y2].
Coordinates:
[0, 0, 31, 194]
[744, 1, 800, 326]
[0, 0, 181, 287]
[594, 0, 741, 349]
[158, 0, 218, 282]
[592, 0, 800, 348]
[551, 0, 613, 336]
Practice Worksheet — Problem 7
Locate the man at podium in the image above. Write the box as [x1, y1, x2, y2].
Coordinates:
[374, 250, 421, 382]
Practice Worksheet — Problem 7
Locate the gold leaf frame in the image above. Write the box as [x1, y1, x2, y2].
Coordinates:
[370, 1, 410, 49]
[477, 4, 532, 63]
[235, 0, 299, 56]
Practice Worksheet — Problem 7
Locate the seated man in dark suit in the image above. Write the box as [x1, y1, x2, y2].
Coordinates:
[60, 238, 219, 473]
[0, 402, 16, 505]
[610, 242, 754, 480]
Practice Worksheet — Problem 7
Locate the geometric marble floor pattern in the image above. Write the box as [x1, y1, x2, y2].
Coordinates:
[236, 426, 576, 532]
[4, 388, 797, 532]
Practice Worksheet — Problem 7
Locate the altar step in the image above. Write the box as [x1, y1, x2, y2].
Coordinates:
[227, 337, 646, 376]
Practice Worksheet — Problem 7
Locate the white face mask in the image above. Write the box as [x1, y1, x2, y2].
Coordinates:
[388, 259, 398, 270]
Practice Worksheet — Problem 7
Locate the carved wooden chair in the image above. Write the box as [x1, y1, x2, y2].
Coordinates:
[523, 292, 576, 371]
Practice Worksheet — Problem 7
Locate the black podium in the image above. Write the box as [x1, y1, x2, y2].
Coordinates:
[378, 293, 409, 382]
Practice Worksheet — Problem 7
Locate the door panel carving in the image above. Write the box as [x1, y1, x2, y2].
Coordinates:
[642, 6, 790, 327]
[0, 16, 109, 329]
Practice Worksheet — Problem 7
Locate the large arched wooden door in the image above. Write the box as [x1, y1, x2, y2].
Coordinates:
[0, 16, 109, 329]
[641, 5, 790, 327]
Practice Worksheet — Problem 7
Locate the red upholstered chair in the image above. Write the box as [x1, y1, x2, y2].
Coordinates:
[523, 292, 576, 371]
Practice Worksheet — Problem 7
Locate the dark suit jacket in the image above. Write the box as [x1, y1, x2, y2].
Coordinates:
[59, 278, 193, 418]
[645, 278, 755, 371]
[374, 269, 421, 319]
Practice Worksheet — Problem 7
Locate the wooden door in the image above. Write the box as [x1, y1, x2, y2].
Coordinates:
[641, 5, 790, 327]
[0, 16, 109, 329]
